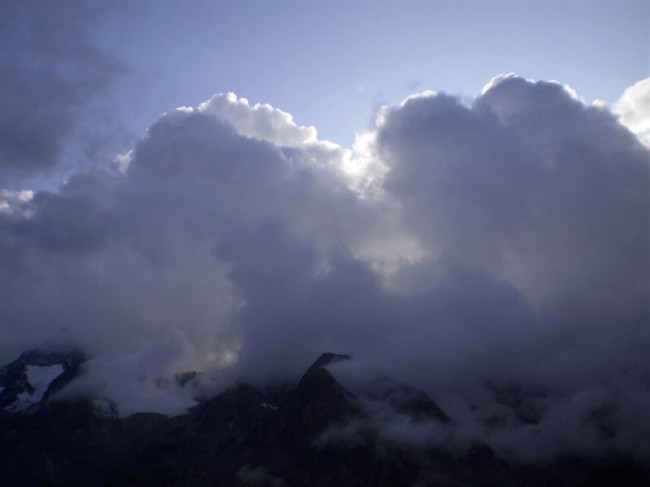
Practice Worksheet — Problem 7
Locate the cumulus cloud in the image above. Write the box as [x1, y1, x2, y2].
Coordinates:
[0, 95, 369, 413]
[195, 92, 318, 146]
[615, 78, 650, 147]
[0, 74, 648, 462]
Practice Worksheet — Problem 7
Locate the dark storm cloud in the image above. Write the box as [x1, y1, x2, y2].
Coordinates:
[378, 79, 649, 307]
[2, 192, 117, 253]
[0, 76, 648, 459]
[0, 97, 373, 414]
[0, 1, 125, 184]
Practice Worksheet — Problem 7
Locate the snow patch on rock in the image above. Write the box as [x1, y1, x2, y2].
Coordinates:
[5, 364, 64, 412]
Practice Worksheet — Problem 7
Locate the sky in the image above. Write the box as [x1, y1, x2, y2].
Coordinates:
[98, 1, 650, 148]
[2, 1, 649, 184]
[1, 0, 650, 463]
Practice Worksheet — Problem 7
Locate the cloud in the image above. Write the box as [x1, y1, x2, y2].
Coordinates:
[614, 78, 650, 147]
[0, 94, 367, 414]
[195, 92, 318, 147]
[379, 76, 649, 308]
[0, 2, 125, 185]
[0, 74, 648, 461]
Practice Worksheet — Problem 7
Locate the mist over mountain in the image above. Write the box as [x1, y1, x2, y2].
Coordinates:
[2, 351, 648, 485]
[1, 72, 649, 481]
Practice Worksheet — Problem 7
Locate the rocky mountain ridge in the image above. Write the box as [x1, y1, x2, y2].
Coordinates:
[0, 351, 647, 486]
[0, 349, 86, 412]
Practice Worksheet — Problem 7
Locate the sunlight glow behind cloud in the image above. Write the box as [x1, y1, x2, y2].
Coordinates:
[1, 33, 649, 458]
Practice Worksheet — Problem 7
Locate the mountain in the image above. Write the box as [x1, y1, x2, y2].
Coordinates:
[0, 349, 86, 412]
[0, 351, 648, 486]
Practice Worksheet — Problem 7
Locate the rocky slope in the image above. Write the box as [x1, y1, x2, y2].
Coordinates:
[0, 351, 647, 486]
[0, 349, 86, 412]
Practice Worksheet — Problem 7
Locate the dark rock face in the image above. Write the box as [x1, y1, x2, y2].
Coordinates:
[0, 399, 111, 485]
[0, 349, 86, 411]
[1, 352, 648, 486]
[363, 374, 451, 423]
[272, 352, 362, 448]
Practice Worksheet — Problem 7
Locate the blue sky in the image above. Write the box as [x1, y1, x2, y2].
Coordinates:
[101, 1, 649, 146]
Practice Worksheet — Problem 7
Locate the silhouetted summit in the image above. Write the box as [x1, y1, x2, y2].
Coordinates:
[0, 348, 86, 411]
[1, 351, 647, 486]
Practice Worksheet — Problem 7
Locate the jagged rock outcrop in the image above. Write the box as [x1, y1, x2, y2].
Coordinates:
[0, 349, 86, 411]
[1, 351, 648, 486]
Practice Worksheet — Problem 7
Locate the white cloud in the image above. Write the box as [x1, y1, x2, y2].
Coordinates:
[197, 92, 318, 147]
[1, 75, 648, 460]
[481, 72, 520, 95]
[614, 78, 650, 147]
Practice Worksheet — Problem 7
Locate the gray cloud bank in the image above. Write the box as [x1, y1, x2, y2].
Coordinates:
[1, 75, 648, 461]
[0, 1, 125, 186]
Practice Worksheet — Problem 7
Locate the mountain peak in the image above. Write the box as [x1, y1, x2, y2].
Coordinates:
[295, 352, 352, 395]
[16, 349, 86, 367]
[0, 348, 86, 412]
[2, 350, 648, 485]
[309, 352, 351, 370]
[299, 352, 350, 383]
[265, 353, 361, 451]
